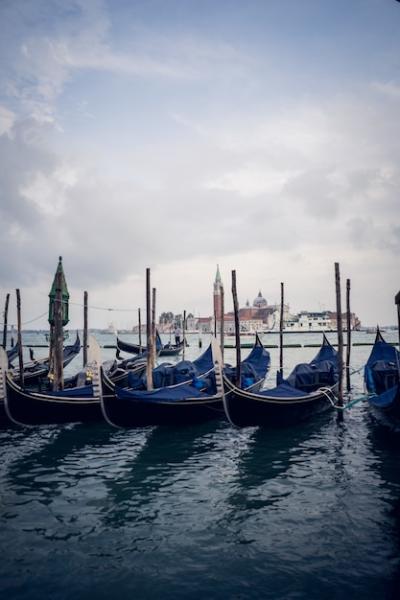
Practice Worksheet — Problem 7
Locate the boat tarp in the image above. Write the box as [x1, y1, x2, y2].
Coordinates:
[46, 384, 94, 398]
[367, 360, 399, 395]
[364, 333, 400, 398]
[192, 344, 214, 374]
[368, 386, 398, 409]
[257, 383, 312, 399]
[224, 338, 271, 386]
[242, 343, 271, 381]
[116, 382, 214, 403]
[284, 360, 338, 392]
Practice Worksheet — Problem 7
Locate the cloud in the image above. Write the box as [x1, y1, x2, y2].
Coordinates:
[372, 80, 400, 99]
[0, 105, 15, 136]
[0, 0, 399, 325]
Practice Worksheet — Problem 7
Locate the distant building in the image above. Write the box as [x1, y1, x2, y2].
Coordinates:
[180, 269, 361, 334]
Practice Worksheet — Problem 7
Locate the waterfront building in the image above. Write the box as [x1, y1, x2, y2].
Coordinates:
[173, 269, 361, 335]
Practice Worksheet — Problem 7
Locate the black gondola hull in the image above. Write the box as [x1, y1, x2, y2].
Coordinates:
[101, 390, 224, 427]
[117, 337, 184, 357]
[5, 377, 101, 425]
[223, 378, 336, 427]
[0, 400, 12, 428]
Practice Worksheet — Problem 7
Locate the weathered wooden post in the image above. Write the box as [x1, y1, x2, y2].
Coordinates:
[346, 279, 351, 392]
[49, 257, 69, 391]
[151, 287, 157, 369]
[48, 324, 54, 368]
[395, 291, 400, 349]
[138, 308, 142, 354]
[53, 270, 64, 391]
[2, 293, 10, 349]
[220, 286, 225, 363]
[83, 290, 88, 366]
[182, 310, 186, 360]
[146, 268, 153, 390]
[231, 270, 241, 387]
[16, 289, 24, 388]
[335, 262, 344, 418]
[279, 282, 284, 378]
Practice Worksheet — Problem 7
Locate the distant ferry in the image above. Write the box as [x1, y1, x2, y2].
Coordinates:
[267, 310, 359, 333]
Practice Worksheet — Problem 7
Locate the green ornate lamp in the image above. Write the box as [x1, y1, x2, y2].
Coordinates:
[48, 256, 70, 327]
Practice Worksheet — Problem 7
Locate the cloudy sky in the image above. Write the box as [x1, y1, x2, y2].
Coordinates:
[0, 0, 399, 329]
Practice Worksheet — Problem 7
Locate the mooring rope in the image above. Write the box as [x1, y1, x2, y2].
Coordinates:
[319, 386, 371, 411]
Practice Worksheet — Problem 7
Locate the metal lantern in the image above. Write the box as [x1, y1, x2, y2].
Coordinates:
[48, 256, 70, 326]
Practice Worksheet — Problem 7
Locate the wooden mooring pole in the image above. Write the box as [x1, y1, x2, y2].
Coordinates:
[138, 308, 142, 354]
[16, 289, 24, 389]
[346, 279, 351, 392]
[83, 290, 88, 366]
[231, 270, 241, 387]
[53, 269, 64, 391]
[146, 269, 153, 390]
[2, 293, 10, 349]
[183, 310, 186, 361]
[335, 263, 344, 418]
[395, 291, 400, 349]
[220, 286, 225, 363]
[152, 287, 156, 369]
[279, 282, 284, 378]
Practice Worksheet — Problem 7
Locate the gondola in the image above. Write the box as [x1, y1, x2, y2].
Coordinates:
[116, 330, 185, 357]
[4, 336, 103, 426]
[102, 339, 219, 397]
[223, 334, 338, 427]
[101, 339, 226, 427]
[101, 335, 270, 427]
[364, 329, 400, 431]
[12, 332, 81, 386]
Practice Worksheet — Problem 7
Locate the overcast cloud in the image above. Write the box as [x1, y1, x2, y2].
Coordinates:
[0, 0, 399, 328]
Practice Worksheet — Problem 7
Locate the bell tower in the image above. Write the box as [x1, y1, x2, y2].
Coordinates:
[213, 264, 223, 321]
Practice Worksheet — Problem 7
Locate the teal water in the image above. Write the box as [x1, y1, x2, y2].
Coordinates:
[1, 331, 399, 599]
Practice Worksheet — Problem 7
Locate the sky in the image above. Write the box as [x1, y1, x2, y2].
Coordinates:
[0, 0, 399, 329]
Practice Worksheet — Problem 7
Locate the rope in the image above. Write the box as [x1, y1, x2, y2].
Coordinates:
[0, 311, 49, 327]
[349, 365, 364, 375]
[319, 387, 371, 411]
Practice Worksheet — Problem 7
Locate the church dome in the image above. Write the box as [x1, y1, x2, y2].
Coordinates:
[253, 290, 267, 308]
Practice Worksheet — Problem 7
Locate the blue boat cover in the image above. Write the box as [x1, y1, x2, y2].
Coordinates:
[46, 384, 94, 398]
[368, 386, 398, 409]
[192, 344, 214, 374]
[284, 359, 337, 391]
[257, 335, 338, 399]
[257, 383, 310, 399]
[283, 336, 337, 389]
[116, 382, 214, 403]
[364, 331, 400, 399]
[135, 344, 215, 390]
[224, 336, 271, 387]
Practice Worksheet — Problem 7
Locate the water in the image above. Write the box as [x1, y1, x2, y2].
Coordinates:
[1, 331, 399, 599]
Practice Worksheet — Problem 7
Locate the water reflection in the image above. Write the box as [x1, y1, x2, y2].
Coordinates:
[365, 423, 400, 598]
[0, 395, 399, 599]
[101, 421, 222, 528]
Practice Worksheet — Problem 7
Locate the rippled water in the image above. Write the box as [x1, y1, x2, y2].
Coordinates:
[1, 332, 399, 599]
